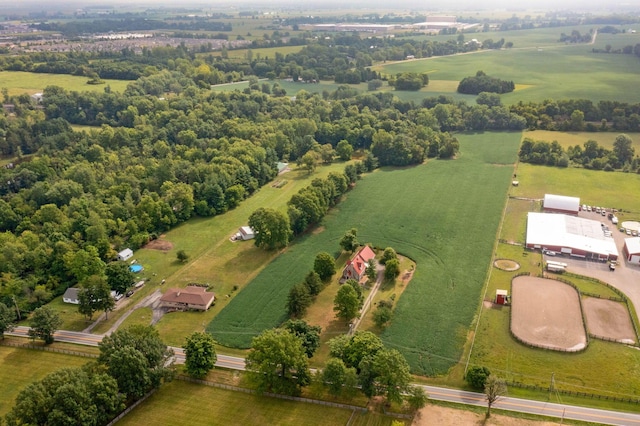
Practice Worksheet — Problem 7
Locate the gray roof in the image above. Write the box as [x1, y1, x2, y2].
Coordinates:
[63, 287, 80, 300]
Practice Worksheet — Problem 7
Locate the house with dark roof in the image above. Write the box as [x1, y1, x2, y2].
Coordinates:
[63, 287, 80, 304]
[342, 245, 376, 282]
[160, 286, 215, 311]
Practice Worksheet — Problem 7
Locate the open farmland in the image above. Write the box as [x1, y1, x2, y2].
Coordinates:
[0, 71, 130, 96]
[373, 43, 640, 104]
[209, 132, 521, 375]
[0, 345, 89, 416]
[523, 130, 640, 151]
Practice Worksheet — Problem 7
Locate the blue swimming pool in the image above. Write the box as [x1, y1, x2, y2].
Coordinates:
[130, 264, 143, 273]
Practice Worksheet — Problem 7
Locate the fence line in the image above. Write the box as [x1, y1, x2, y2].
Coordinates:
[176, 375, 369, 413]
[506, 381, 640, 405]
[106, 389, 157, 425]
[0, 340, 99, 358]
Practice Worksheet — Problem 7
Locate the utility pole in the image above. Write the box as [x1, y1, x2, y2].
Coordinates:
[550, 372, 555, 392]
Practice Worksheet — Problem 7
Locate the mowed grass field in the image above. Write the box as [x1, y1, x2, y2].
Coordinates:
[119, 380, 402, 426]
[0, 71, 130, 96]
[466, 161, 640, 400]
[524, 130, 640, 150]
[0, 345, 89, 416]
[209, 132, 521, 375]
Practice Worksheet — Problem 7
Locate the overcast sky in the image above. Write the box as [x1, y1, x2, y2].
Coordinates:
[3, 0, 640, 12]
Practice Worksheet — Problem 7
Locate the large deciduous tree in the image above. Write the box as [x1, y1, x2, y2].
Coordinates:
[334, 284, 361, 323]
[0, 302, 15, 339]
[105, 261, 134, 296]
[28, 306, 62, 344]
[5, 367, 123, 426]
[466, 366, 491, 389]
[98, 325, 174, 400]
[78, 275, 115, 321]
[248, 207, 292, 250]
[183, 332, 217, 379]
[613, 133, 635, 166]
[287, 283, 312, 318]
[322, 357, 358, 397]
[246, 328, 310, 395]
[371, 348, 412, 405]
[282, 319, 321, 358]
[339, 228, 358, 253]
[314, 252, 336, 282]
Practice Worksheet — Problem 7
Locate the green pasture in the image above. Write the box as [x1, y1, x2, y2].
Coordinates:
[510, 163, 640, 214]
[97, 162, 351, 346]
[209, 131, 521, 375]
[0, 71, 130, 96]
[524, 130, 640, 150]
[0, 345, 89, 416]
[373, 44, 640, 104]
[23, 295, 90, 332]
[119, 380, 402, 426]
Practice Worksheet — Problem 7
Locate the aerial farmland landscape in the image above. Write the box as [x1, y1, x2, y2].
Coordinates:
[1, 0, 640, 424]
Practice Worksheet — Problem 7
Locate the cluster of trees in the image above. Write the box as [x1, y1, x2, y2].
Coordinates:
[457, 71, 515, 95]
[5, 325, 174, 425]
[246, 325, 427, 411]
[465, 366, 507, 417]
[519, 134, 637, 171]
[388, 72, 429, 91]
[559, 29, 594, 43]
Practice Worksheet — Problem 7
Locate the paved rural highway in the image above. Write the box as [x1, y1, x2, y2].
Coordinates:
[7, 326, 640, 425]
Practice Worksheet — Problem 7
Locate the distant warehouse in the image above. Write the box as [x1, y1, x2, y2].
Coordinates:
[526, 212, 618, 261]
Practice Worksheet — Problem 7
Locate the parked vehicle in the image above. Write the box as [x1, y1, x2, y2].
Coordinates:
[612, 216, 619, 224]
[126, 290, 134, 297]
[114, 293, 124, 301]
[543, 249, 557, 256]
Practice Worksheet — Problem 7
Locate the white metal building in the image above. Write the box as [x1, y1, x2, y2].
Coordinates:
[526, 212, 618, 261]
[624, 238, 640, 265]
[543, 194, 580, 216]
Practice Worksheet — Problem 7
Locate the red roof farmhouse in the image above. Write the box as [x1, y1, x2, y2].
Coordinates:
[160, 286, 215, 311]
[342, 245, 376, 281]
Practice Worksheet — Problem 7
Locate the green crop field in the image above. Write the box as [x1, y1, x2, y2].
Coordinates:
[373, 43, 640, 104]
[209, 132, 521, 375]
[118, 380, 395, 426]
[0, 345, 89, 416]
[0, 71, 130, 96]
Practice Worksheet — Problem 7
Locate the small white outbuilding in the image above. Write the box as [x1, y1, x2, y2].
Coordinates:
[117, 248, 134, 261]
[236, 226, 255, 241]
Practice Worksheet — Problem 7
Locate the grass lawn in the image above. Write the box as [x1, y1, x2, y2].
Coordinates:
[0, 345, 89, 416]
[0, 71, 130, 96]
[119, 380, 358, 426]
[20, 295, 91, 332]
[510, 163, 640, 213]
[524, 130, 640, 150]
[210, 131, 522, 376]
[96, 162, 352, 347]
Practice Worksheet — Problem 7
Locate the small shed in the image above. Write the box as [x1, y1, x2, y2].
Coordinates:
[512, 180, 519, 186]
[236, 226, 255, 241]
[495, 289, 508, 305]
[63, 287, 80, 305]
[118, 248, 134, 261]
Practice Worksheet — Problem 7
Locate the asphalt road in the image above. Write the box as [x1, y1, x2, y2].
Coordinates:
[7, 326, 640, 425]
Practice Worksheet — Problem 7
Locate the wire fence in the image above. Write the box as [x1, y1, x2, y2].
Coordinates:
[106, 389, 157, 425]
[506, 381, 640, 405]
[0, 340, 99, 358]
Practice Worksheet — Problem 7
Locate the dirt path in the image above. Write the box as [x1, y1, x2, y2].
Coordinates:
[413, 404, 561, 426]
[349, 263, 386, 335]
